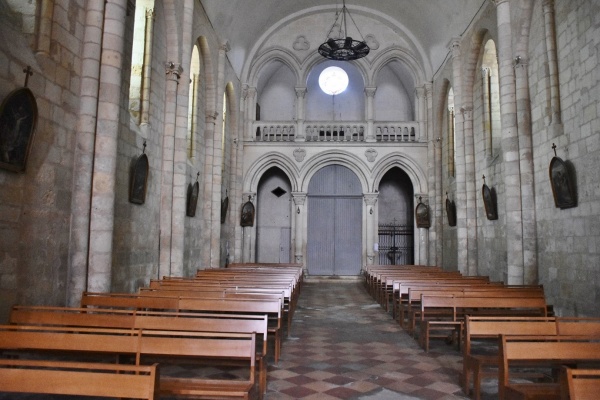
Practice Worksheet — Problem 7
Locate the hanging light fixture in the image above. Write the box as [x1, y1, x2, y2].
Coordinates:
[318, 0, 370, 61]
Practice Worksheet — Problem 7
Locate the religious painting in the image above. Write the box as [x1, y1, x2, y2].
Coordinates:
[186, 181, 199, 217]
[415, 200, 430, 228]
[0, 87, 38, 172]
[220, 194, 229, 224]
[446, 196, 456, 227]
[129, 152, 149, 204]
[240, 197, 255, 227]
[549, 155, 576, 209]
[482, 183, 498, 220]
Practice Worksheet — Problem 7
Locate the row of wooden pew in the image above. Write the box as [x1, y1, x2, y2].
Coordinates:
[364, 264, 600, 400]
[0, 263, 303, 400]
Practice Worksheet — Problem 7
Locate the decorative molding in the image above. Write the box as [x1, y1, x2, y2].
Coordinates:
[295, 87, 307, 98]
[165, 62, 182, 81]
[293, 148, 306, 162]
[365, 148, 378, 162]
[364, 87, 377, 98]
[364, 34, 379, 50]
[293, 35, 310, 51]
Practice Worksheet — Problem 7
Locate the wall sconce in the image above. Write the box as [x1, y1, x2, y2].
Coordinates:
[297, 207, 300, 214]
[369, 207, 373, 215]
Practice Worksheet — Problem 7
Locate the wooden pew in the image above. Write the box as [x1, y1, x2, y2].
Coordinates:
[418, 295, 548, 352]
[9, 305, 271, 396]
[0, 325, 258, 400]
[499, 335, 600, 400]
[0, 359, 159, 399]
[462, 316, 558, 400]
[80, 292, 284, 363]
[561, 367, 600, 400]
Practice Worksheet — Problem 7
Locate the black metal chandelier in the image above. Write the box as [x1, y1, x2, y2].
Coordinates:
[318, 0, 370, 61]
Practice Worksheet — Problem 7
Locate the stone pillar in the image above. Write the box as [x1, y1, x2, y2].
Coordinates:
[415, 86, 426, 142]
[294, 87, 307, 141]
[140, 8, 155, 128]
[242, 192, 256, 262]
[542, 0, 563, 130]
[424, 82, 439, 267]
[67, 0, 106, 306]
[365, 87, 377, 142]
[35, 0, 54, 56]
[159, 62, 183, 278]
[292, 193, 307, 271]
[514, 56, 538, 285]
[462, 107, 478, 276]
[494, 0, 524, 284]
[87, 0, 127, 292]
[244, 86, 256, 141]
[449, 38, 467, 275]
[364, 193, 378, 265]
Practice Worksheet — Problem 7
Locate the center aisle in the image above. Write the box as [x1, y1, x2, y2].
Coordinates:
[266, 280, 469, 400]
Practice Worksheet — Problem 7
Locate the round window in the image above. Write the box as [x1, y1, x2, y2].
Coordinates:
[318, 66, 349, 95]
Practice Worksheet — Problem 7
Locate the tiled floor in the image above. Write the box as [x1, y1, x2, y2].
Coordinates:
[265, 279, 474, 399]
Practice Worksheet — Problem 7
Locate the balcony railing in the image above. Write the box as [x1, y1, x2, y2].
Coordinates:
[253, 121, 420, 143]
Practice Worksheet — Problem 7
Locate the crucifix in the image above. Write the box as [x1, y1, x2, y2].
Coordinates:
[23, 66, 33, 88]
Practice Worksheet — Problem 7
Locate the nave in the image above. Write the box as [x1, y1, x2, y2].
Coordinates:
[264, 280, 469, 399]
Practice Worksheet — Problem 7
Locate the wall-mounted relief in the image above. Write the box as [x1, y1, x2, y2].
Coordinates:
[365, 148, 378, 162]
[415, 196, 430, 228]
[293, 35, 310, 51]
[129, 141, 149, 205]
[240, 195, 255, 227]
[221, 190, 229, 224]
[481, 175, 498, 220]
[186, 172, 200, 217]
[364, 34, 379, 50]
[446, 192, 456, 227]
[0, 67, 38, 172]
[549, 143, 577, 209]
[293, 148, 306, 162]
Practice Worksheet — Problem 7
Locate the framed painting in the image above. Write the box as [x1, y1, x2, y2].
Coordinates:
[446, 196, 456, 227]
[129, 152, 149, 204]
[186, 181, 199, 217]
[482, 183, 498, 220]
[240, 198, 255, 227]
[549, 156, 576, 209]
[415, 200, 430, 228]
[0, 87, 38, 172]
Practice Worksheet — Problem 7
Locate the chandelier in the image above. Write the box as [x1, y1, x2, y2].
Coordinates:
[318, 0, 370, 61]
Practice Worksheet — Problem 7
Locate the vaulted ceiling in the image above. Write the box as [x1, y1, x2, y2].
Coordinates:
[200, 0, 487, 79]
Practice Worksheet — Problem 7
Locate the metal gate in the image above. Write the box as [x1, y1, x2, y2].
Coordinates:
[377, 222, 414, 265]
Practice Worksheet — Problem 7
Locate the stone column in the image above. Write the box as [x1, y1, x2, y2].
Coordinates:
[292, 193, 307, 271]
[494, 0, 524, 284]
[35, 0, 54, 56]
[364, 193, 378, 265]
[449, 38, 468, 275]
[294, 87, 307, 141]
[244, 86, 256, 141]
[159, 62, 183, 278]
[87, 0, 127, 292]
[515, 56, 538, 285]
[365, 87, 377, 142]
[67, 0, 106, 306]
[201, 111, 218, 267]
[482, 68, 493, 156]
[424, 82, 439, 267]
[140, 8, 155, 129]
[462, 107, 478, 276]
[415, 86, 426, 142]
[542, 0, 563, 131]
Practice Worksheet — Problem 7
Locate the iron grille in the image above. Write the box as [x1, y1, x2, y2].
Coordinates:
[378, 223, 414, 265]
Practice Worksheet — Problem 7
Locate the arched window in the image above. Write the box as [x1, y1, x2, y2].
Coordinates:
[447, 88, 456, 177]
[481, 39, 500, 158]
[128, 0, 155, 125]
[187, 45, 200, 159]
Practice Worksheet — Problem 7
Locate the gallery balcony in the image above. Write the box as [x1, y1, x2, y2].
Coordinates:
[252, 121, 421, 143]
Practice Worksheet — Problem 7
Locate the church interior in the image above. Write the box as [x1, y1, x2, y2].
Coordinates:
[0, 0, 599, 399]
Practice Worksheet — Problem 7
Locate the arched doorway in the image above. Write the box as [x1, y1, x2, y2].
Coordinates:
[307, 165, 362, 275]
[256, 168, 292, 262]
[377, 168, 414, 264]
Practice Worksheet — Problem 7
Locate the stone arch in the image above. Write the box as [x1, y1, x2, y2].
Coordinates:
[244, 153, 300, 193]
[371, 153, 428, 195]
[298, 151, 370, 194]
[247, 48, 302, 88]
[370, 47, 426, 88]
[196, 36, 218, 120]
[299, 51, 370, 89]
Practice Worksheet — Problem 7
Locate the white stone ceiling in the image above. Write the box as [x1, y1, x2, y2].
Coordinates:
[200, 0, 487, 80]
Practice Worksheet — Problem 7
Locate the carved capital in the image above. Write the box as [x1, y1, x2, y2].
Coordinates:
[220, 40, 231, 53]
[295, 87, 307, 98]
[491, 0, 509, 6]
[414, 86, 425, 99]
[364, 87, 377, 98]
[449, 37, 461, 58]
[165, 62, 183, 82]
[145, 8, 155, 19]
[363, 193, 378, 206]
[292, 192, 307, 206]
